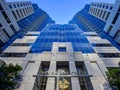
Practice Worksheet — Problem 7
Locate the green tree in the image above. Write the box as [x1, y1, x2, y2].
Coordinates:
[0, 63, 22, 90]
[106, 68, 120, 89]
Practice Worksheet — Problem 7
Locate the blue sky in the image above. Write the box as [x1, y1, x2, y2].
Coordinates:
[7, 0, 115, 24]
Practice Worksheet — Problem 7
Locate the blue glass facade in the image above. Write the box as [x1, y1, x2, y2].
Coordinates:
[30, 24, 95, 53]
[1, 3, 119, 54]
[17, 4, 55, 31]
[70, 4, 120, 50]
[69, 4, 106, 32]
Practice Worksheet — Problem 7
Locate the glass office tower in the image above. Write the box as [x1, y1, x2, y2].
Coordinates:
[0, 2, 54, 52]
[69, 4, 120, 50]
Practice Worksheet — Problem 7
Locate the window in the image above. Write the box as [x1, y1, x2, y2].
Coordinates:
[28, 61, 35, 63]
[0, 4, 3, 10]
[95, 9, 98, 16]
[75, 61, 93, 89]
[102, 5, 105, 8]
[97, 4, 99, 7]
[1, 11, 11, 23]
[0, 39, 4, 47]
[105, 12, 110, 21]
[25, 7, 28, 15]
[11, 43, 32, 46]
[26, 34, 39, 36]
[99, 10, 103, 18]
[2, 28, 10, 38]
[93, 8, 96, 15]
[21, 3, 23, 6]
[102, 11, 106, 19]
[112, 13, 119, 24]
[9, 5, 12, 9]
[0, 53, 27, 57]
[12, 11, 18, 20]
[10, 24, 16, 33]
[92, 43, 112, 47]
[110, 6, 113, 10]
[98, 53, 120, 58]
[23, 3, 25, 6]
[16, 10, 21, 18]
[23, 8, 26, 16]
[17, 4, 20, 7]
[106, 6, 108, 9]
[107, 25, 113, 33]
[27, 7, 30, 14]
[86, 34, 98, 36]
[19, 9, 24, 17]
[58, 47, 66, 52]
[0, 23, 2, 27]
[13, 4, 16, 8]
[32, 61, 50, 90]
[97, 9, 100, 17]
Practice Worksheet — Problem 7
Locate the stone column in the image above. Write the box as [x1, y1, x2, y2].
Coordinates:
[69, 61, 81, 90]
[46, 61, 56, 90]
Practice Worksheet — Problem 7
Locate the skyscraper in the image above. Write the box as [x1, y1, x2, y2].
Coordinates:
[104, 0, 120, 44]
[0, 0, 20, 47]
[0, 0, 54, 52]
[0, 0, 120, 90]
[70, 0, 120, 45]
[89, 0, 120, 44]
[7, 1, 34, 21]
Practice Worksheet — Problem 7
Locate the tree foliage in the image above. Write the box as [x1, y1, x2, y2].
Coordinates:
[106, 68, 120, 89]
[0, 63, 22, 90]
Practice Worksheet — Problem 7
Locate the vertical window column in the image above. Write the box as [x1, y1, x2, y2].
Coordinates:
[12, 11, 18, 20]
[19, 9, 23, 18]
[107, 25, 113, 34]
[10, 24, 16, 33]
[16, 10, 21, 19]
[1, 11, 11, 23]
[0, 39, 4, 47]
[2, 28, 11, 38]
[105, 12, 110, 21]
[102, 11, 107, 20]
[0, 3, 3, 10]
[96, 9, 100, 17]
[112, 13, 120, 24]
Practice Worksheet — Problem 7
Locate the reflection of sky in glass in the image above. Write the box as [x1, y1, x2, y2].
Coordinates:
[30, 24, 95, 53]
